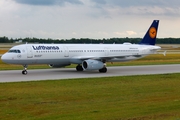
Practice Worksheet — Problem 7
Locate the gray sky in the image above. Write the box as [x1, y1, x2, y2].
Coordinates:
[0, 0, 180, 39]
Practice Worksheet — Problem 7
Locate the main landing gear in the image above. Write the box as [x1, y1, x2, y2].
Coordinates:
[99, 61, 107, 73]
[99, 67, 107, 73]
[76, 63, 107, 73]
[76, 64, 83, 71]
[22, 65, 28, 75]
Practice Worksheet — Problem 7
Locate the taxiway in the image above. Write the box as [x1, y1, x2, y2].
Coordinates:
[0, 64, 180, 83]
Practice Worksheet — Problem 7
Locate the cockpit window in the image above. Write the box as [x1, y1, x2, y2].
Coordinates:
[8, 49, 21, 53]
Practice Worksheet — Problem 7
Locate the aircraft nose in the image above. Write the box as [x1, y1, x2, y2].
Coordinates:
[1, 53, 9, 63]
[1, 53, 20, 64]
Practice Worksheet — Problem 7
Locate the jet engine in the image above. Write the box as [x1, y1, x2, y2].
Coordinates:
[49, 64, 70, 68]
[82, 59, 104, 70]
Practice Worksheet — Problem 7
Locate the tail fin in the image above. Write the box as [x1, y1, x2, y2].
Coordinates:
[139, 20, 159, 45]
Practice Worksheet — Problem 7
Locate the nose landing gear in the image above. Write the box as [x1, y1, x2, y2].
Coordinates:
[22, 65, 28, 75]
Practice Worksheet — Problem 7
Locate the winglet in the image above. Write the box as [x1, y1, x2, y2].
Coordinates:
[163, 51, 166, 56]
[139, 20, 159, 45]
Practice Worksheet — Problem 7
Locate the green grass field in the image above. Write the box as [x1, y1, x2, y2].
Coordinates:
[0, 74, 180, 120]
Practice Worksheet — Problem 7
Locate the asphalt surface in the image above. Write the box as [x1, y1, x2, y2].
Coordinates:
[0, 64, 180, 83]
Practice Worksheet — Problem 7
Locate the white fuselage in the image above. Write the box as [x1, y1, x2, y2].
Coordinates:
[1, 43, 161, 66]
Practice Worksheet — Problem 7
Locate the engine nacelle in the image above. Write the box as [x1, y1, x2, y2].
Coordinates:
[49, 64, 70, 68]
[82, 59, 104, 70]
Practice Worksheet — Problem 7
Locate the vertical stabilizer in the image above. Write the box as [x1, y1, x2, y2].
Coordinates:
[139, 20, 159, 45]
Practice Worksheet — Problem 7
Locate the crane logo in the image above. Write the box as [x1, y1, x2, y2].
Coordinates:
[149, 27, 156, 39]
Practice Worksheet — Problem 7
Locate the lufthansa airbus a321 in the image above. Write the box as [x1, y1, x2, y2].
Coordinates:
[1, 20, 161, 75]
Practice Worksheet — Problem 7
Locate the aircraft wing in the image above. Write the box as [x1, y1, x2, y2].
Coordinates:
[71, 54, 133, 61]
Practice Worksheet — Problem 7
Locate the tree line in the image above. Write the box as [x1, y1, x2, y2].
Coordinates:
[1, 36, 180, 44]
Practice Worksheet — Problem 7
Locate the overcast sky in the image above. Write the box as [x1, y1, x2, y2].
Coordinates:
[0, 0, 180, 39]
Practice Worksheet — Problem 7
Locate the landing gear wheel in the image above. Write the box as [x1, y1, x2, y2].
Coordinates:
[22, 70, 28, 75]
[76, 65, 83, 71]
[99, 67, 107, 73]
[22, 65, 28, 75]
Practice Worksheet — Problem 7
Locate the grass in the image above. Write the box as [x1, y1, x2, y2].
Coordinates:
[0, 50, 7, 54]
[0, 74, 180, 120]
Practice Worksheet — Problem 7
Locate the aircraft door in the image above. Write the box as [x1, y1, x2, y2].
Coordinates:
[104, 47, 109, 56]
[26, 46, 33, 58]
[64, 46, 69, 57]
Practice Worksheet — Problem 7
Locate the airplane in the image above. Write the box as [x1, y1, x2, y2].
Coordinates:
[1, 20, 161, 75]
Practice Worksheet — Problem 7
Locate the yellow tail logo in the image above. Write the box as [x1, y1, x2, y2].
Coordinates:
[149, 27, 157, 39]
